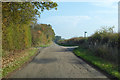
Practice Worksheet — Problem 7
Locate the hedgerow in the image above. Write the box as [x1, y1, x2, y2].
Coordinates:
[58, 27, 119, 64]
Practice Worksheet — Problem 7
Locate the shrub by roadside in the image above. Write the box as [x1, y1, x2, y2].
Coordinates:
[57, 27, 119, 64]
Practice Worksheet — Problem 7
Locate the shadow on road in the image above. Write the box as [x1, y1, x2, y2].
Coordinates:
[56, 47, 78, 52]
[32, 58, 57, 64]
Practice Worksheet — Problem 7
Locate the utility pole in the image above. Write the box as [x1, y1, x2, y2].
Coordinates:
[84, 31, 87, 37]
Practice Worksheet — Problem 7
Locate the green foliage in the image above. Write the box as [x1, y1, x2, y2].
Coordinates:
[58, 37, 85, 46]
[31, 24, 55, 47]
[73, 47, 120, 79]
[2, 2, 57, 78]
[88, 26, 118, 47]
[2, 23, 32, 51]
[57, 26, 119, 64]
[2, 2, 57, 24]
[2, 2, 57, 53]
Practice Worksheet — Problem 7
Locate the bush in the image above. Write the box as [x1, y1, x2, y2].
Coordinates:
[2, 22, 32, 52]
[31, 24, 55, 47]
[57, 26, 119, 64]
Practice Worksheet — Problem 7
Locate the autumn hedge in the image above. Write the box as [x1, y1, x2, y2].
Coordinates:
[2, 2, 57, 56]
[58, 27, 119, 64]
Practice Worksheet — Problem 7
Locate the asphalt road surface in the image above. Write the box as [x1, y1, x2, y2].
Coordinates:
[10, 43, 108, 78]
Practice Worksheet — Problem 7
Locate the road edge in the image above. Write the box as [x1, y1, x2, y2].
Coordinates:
[3, 47, 45, 79]
[72, 49, 118, 80]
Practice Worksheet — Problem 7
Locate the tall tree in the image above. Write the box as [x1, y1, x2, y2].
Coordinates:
[2, 2, 58, 51]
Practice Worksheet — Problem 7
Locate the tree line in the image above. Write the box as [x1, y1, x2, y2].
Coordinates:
[31, 24, 55, 47]
[2, 2, 57, 54]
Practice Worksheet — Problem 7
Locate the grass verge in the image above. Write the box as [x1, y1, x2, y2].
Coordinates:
[2, 48, 38, 78]
[73, 47, 120, 79]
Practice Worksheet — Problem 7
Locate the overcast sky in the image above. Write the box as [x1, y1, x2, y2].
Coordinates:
[38, 1, 118, 39]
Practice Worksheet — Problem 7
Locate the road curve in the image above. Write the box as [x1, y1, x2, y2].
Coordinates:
[10, 43, 108, 78]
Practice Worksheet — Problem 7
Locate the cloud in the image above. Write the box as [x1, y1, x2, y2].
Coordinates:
[91, 1, 118, 9]
[38, 16, 91, 38]
[94, 9, 117, 14]
[90, 1, 118, 15]
[38, 15, 118, 39]
[38, 16, 90, 27]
